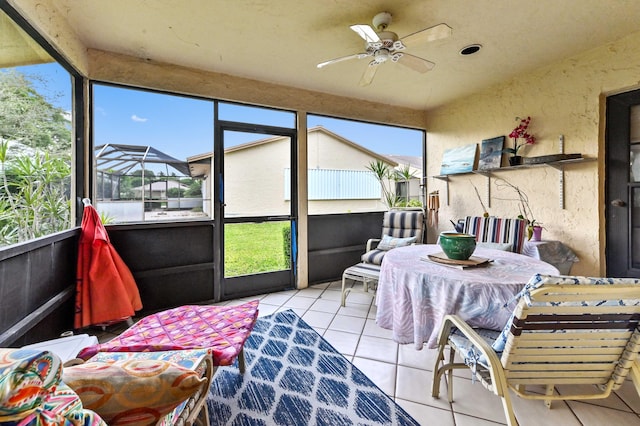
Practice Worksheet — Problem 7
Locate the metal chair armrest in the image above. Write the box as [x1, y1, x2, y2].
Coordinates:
[438, 315, 509, 396]
[366, 238, 381, 251]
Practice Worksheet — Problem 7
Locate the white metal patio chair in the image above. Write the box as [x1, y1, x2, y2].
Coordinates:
[341, 209, 425, 306]
[361, 208, 425, 265]
[431, 274, 640, 426]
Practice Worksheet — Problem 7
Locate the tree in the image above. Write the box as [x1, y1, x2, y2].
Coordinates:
[0, 70, 71, 153]
[367, 160, 400, 209]
[0, 69, 72, 246]
[366, 160, 417, 209]
[185, 179, 202, 197]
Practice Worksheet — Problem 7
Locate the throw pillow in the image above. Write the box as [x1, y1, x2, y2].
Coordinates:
[0, 349, 62, 419]
[376, 235, 417, 251]
[475, 242, 513, 252]
[63, 358, 205, 426]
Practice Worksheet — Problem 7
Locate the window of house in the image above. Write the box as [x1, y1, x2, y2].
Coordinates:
[306, 115, 425, 214]
[0, 9, 74, 248]
[395, 181, 409, 203]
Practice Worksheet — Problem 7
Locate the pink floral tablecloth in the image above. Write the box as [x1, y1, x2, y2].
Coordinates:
[375, 244, 559, 349]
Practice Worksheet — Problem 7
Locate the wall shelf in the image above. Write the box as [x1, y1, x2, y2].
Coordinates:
[431, 157, 596, 209]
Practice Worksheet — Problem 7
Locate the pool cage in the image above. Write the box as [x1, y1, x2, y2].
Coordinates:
[95, 143, 205, 222]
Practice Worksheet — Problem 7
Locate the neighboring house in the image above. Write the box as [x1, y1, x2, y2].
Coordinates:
[385, 154, 423, 205]
[187, 126, 420, 216]
[131, 180, 189, 199]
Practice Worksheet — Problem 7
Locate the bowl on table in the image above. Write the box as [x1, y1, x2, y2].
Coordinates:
[439, 232, 477, 260]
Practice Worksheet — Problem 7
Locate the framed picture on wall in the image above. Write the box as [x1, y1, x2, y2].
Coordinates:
[440, 143, 478, 175]
[478, 136, 505, 170]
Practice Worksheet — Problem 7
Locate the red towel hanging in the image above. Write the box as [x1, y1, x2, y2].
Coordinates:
[74, 199, 142, 329]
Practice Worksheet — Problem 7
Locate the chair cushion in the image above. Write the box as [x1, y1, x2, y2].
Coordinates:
[0, 349, 61, 418]
[361, 235, 417, 265]
[381, 210, 424, 242]
[491, 274, 640, 354]
[475, 242, 513, 252]
[361, 249, 386, 265]
[463, 216, 527, 253]
[41, 383, 106, 425]
[376, 235, 417, 250]
[449, 328, 501, 370]
[63, 358, 204, 426]
[77, 300, 259, 366]
[87, 349, 211, 426]
[0, 349, 105, 425]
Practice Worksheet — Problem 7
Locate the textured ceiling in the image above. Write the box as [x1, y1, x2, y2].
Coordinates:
[51, 0, 640, 110]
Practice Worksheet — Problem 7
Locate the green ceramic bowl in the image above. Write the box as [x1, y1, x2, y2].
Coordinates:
[439, 232, 477, 260]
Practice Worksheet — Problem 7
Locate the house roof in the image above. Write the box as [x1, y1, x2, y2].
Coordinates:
[385, 155, 422, 170]
[43, 0, 640, 110]
[186, 126, 399, 174]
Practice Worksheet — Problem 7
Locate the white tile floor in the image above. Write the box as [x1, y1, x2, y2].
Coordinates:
[96, 279, 640, 425]
[233, 280, 640, 426]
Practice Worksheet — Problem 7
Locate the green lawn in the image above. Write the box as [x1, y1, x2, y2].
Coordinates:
[224, 221, 290, 276]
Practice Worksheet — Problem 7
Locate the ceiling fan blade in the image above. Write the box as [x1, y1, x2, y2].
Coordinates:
[395, 53, 435, 73]
[359, 61, 380, 86]
[399, 23, 452, 48]
[350, 24, 380, 43]
[317, 53, 368, 69]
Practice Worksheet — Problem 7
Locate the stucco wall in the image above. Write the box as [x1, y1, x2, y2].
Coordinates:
[308, 130, 381, 169]
[425, 30, 640, 276]
[224, 131, 391, 216]
[224, 137, 291, 217]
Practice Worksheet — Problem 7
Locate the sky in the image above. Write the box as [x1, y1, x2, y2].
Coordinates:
[18, 62, 424, 162]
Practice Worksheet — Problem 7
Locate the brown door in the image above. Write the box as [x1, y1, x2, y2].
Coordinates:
[605, 89, 640, 276]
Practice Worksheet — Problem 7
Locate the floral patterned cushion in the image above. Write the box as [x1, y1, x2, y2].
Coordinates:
[0, 348, 105, 425]
[0, 349, 61, 419]
[63, 357, 205, 426]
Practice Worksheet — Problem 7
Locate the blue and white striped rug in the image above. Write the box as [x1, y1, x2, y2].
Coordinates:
[207, 309, 420, 426]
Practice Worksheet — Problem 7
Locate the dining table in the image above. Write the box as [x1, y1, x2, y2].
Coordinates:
[375, 244, 560, 349]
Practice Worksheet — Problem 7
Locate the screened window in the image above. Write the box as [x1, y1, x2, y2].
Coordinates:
[0, 9, 73, 247]
[92, 85, 213, 223]
[306, 115, 424, 214]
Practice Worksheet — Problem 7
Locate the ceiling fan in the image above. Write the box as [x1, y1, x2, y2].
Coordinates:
[317, 12, 452, 86]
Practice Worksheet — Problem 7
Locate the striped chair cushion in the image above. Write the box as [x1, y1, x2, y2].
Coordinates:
[462, 216, 527, 254]
[381, 210, 424, 240]
[361, 249, 386, 265]
[362, 210, 424, 265]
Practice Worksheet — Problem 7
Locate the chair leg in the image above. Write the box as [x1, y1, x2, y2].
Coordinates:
[447, 346, 455, 402]
[195, 402, 211, 426]
[500, 391, 519, 426]
[631, 359, 640, 397]
[432, 344, 468, 403]
[544, 384, 554, 408]
[431, 342, 447, 398]
[238, 347, 246, 374]
[341, 275, 349, 307]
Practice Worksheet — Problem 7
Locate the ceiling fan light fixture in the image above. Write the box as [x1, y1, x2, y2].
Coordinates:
[317, 12, 451, 85]
[372, 12, 392, 31]
[459, 44, 482, 56]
